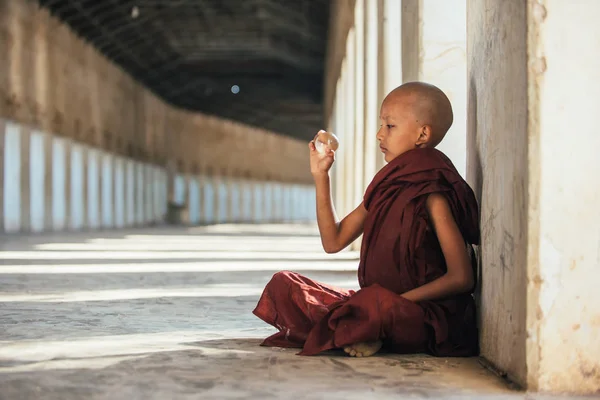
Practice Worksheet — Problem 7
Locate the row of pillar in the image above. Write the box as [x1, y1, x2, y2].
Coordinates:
[329, 0, 467, 247]
[0, 118, 316, 233]
[174, 173, 316, 225]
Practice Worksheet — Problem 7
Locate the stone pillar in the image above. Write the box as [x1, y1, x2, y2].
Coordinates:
[181, 172, 192, 225]
[63, 138, 72, 230]
[467, 0, 528, 388]
[242, 179, 253, 223]
[376, 0, 402, 171]
[253, 179, 263, 223]
[273, 181, 282, 222]
[144, 163, 154, 224]
[3, 122, 21, 232]
[196, 172, 206, 224]
[335, 65, 347, 217]
[50, 136, 67, 231]
[343, 28, 356, 219]
[135, 160, 145, 226]
[20, 126, 31, 232]
[351, 0, 366, 250]
[114, 156, 125, 228]
[418, 0, 467, 176]
[381, 0, 402, 94]
[69, 142, 87, 230]
[524, 0, 600, 393]
[354, 0, 365, 200]
[189, 173, 201, 225]
[363, 0, 380, 186]
[227, 174, 238, 223]
[468, 0, 600, 394]
[125, 158, 135, 227]
[154, 165, 165, 223]
[101, 151, 113, 229]
[203, 171, 216, 225]
[282, 184, 291, 223]
[0, 119, 5, 232]
[218, 171, 225, 224]
[263, 179, 272, 223]
[87, 148, 100, 229]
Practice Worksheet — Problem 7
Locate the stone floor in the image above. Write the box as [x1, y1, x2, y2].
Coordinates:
[0, 224, 596, 399]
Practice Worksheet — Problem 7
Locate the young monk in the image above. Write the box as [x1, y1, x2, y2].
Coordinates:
[253, 81, 480, 358]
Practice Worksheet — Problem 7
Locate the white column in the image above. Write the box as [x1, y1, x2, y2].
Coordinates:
[242, 179, 253, 223]
[42, 132, 54, 232]
[114, 156, 125, 228]
[202, 174, 216, 225]
[419, 0, 467, 177]
[228, 176, 239, 223]
[4, 122, 22, 232]
[263, 181, 272, 223]
[63, 138, 71, 230]
[282, 184, 290, 223]
[344, 28, 356, 218]
[273, 182, 282, 222]
[125, 159, 135, 227]
[335, 67, 346, 217]
[253, 181, 263, 223]
[51, 137, 68, 231]
[87, 149, 100, 229]
[70, 143, 86, 230]
[217, 175, 228, 223]
[173, 173, 186, 224]
[197, 174, 206, 224]
[363, 0, 380, 185]
[526, 1, 600, 393]
[0, 120, 5, 232]
[30, 130, 45, 233]
[354, 0, 366, 204]
[153, 166, 164, 223]
[101, 152, 113, 229]
[188, 174, 200, 225]
[135, 161, 145, 226]
[144, 164, 154, 224]
[80, 145, 89, 230]
[382, 0, 403, 95]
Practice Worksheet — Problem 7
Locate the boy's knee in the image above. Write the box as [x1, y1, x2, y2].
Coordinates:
[270, 270, 297, 285]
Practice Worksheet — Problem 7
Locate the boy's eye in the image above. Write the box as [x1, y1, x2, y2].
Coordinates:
[387, 125, 395, 129]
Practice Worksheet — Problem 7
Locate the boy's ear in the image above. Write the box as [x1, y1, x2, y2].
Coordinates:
[415, 125, 432, 147]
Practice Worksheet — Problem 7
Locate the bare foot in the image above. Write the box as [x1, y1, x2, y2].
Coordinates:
[343, 340, 382, 357]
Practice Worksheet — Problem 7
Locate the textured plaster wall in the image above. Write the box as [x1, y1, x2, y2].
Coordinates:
[466, 0, 529, 387]
[400, 0, 467, 177]
[526, 0, 600, 393]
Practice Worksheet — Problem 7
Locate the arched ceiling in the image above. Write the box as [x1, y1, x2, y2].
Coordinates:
[38, 0, 330, 140]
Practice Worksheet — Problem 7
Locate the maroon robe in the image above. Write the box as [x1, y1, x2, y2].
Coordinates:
[253, 148, 480, 356]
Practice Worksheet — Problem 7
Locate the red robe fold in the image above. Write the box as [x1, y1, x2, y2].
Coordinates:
[253, 148, 480, 356]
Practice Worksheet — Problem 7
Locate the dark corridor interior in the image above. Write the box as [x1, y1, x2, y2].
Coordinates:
[38, 0, 330, 140]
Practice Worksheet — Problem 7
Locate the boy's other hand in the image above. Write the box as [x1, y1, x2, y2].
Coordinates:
[309, 130, 335, 177]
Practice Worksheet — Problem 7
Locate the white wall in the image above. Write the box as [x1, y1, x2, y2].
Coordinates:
[419, 0, 467, 177]
[526, 0, 600, 392]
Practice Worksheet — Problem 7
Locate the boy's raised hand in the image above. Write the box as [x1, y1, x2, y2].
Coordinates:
[309, 130, 335, 177]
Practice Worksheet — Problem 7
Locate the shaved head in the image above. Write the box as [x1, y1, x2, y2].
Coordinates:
[384, 82, 453, 147]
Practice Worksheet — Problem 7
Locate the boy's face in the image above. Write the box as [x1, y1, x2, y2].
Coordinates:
[376, 93, 423, 163]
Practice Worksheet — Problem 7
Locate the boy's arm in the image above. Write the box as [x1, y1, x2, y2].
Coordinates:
[400, 193, 474, 303]
[314, 173, 367, 253]
[308, 135, 367, 254]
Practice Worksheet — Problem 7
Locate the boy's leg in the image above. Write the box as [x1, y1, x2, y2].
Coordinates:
[253, 271, 354, 348]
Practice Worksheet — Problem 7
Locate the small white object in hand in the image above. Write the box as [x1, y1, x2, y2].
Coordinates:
[315, 131, 340, 154]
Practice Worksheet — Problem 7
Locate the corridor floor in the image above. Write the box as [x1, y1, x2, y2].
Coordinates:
[0, 225, 592, 399]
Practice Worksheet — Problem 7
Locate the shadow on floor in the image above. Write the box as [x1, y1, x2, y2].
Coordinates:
[0, 337, 523, 400]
